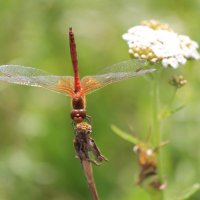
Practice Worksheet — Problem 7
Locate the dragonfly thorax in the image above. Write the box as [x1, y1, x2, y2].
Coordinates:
[72, 96, 85, 109]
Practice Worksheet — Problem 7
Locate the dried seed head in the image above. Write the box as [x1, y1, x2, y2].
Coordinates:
[150, 180, 167, 190]
[133, 141, 168, 190]
[75, 122, 92, 134]
[134, 143, 157, 168]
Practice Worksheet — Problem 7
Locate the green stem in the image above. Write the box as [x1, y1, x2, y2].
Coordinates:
[168, 87, 177, 107]
[152, 73, 160, 146]
[159, 87, 178, 120]
[151, 71, 164, 200]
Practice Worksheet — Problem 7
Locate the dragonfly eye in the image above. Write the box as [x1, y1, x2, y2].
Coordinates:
[74, 117, 83, 123]
[71, 109, 86, 123]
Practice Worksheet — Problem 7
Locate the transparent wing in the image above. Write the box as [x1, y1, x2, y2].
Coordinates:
[81, 59, 156, 95]
[0, 65, 50, 76]
[0, 65, 74, 96]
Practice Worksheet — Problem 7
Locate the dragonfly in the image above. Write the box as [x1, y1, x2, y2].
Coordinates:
[0, 28, 155, 123]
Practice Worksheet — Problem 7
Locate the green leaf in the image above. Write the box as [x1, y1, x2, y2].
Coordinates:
[171, 183, 200, 200]
[160, 105, 186, 120]
[170, 105, 185, 115]
[111, 124, 139, 145]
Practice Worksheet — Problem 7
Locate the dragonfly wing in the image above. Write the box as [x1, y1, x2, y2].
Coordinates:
[0, 65, 50, 76]
[81, 59, 156, 94]
[0, 65, 74, 96]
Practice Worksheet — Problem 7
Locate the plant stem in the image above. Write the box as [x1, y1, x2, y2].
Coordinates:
[151, 71, 164, 200]
[168, 87, 177, 107]
[82, 160, 99, 200]
[152, 73, 160, 147]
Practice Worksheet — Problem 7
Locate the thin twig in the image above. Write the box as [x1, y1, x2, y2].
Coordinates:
[73, 122, 107, 200]
[82, 160, 99, 200]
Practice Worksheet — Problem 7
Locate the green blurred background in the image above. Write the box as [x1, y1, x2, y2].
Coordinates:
[0, 0, 200, 199]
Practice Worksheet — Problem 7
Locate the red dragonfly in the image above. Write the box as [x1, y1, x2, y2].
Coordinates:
[0, 28, 155, 123]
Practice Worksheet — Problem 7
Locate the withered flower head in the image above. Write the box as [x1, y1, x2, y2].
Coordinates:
[73, 122, 107, 165]
[75, 122, 92, 134]
[133, 142, 167, 190]
[133, 143, 157, 168]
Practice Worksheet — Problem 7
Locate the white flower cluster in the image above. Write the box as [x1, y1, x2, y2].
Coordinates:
[122, 20, 200, 68]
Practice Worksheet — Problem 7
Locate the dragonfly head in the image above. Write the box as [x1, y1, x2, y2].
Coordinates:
[71, 109, 86, 123]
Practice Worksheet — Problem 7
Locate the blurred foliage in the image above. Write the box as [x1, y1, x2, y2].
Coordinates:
[0, 0, 200, 200]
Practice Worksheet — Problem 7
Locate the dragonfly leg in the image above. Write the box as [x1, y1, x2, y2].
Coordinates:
[85, 115, 92, 124]
[72, 121, 76, 130]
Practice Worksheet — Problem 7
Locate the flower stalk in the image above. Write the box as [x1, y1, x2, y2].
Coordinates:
[119, 19, 200, 200]
[152, 72, 160, 147]
[73, 122, 107, 200]
[82, 160, 99, 200]
[150, 71, 165, 200]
